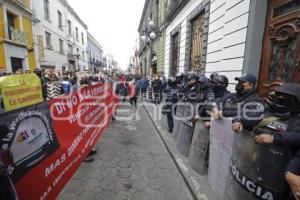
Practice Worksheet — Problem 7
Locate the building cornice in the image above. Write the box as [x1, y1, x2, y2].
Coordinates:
[59, 0, 88, 30]
[138, 0, 150, 32]
[87, 32, 103, 50]
[3, 0, 33, 17]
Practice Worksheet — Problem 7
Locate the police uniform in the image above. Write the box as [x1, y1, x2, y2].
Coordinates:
[163, 78, 178, 133]
[255, 83, 300, 199]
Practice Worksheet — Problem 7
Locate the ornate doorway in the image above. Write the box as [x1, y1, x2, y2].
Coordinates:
[190, 13, 205, 72]
[258, 0, 300, 97]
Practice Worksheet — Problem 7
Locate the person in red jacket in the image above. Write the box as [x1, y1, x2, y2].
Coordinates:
[129, 78, 139, 107]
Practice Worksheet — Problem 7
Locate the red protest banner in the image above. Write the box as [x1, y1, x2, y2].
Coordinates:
[0, 83, 119, 200]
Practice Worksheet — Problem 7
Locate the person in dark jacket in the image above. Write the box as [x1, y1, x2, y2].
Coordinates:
[214, 73, 265, 132]
[0, 161, 18, 200]
[162, 77, 178, 133]
[152, 75, 164, 104]
[198, 74, 231, 128]
[140, 76, 149, 100]
[254, 83, 300, 200]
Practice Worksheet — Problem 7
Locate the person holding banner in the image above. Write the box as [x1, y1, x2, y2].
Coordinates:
[254, 83, 300, 200]
[213, 73, 265, 133]
[0, 160, 18, 200]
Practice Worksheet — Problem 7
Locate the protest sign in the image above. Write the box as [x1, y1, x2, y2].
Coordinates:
[0, 74, 42, 111]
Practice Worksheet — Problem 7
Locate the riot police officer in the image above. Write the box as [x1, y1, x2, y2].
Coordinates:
[162, 77, 178, 133]
[213, 73, 265, 132]
[254, 83, 300, 200]
[176, 72, 200, 156]
[198, 74, 231, 128]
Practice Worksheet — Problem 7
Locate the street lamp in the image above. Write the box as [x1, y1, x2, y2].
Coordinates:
[140, 20, 158, 76]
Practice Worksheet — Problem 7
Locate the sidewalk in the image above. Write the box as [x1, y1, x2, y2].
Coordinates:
[142, 102, 217, 200]
[58, 104, 194, 200]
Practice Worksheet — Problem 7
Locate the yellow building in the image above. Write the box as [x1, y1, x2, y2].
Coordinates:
[0, 0, 36, 73]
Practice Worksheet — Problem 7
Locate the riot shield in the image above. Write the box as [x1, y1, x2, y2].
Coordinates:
[188, 120, 210, 174]
[176, 104, 195, 157]
[173, 102, 184, 140]
[224, 132, 291, 200]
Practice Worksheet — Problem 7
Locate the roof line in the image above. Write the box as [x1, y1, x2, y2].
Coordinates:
[59, 0, 88, 29]
[138, 0, 150, 32]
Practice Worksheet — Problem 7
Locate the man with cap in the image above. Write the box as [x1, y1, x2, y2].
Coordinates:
[254, 83, 300, 200]
[213, 73, 264, 133]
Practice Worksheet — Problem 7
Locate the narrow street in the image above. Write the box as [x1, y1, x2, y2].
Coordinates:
[58, 104, 194, 200]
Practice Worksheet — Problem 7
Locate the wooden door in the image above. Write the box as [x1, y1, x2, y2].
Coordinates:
[258, 0, 300, 97]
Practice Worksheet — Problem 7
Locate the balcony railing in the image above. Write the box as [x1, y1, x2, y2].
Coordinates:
[1, 24, 29, 46]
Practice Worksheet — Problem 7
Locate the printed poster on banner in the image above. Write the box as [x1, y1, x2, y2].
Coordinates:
[0, 83, 119, 200]
[0, 74, 43, 112]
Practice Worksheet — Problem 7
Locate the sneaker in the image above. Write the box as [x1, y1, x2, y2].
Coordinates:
[88, 149, 97, 156]
[84, 157, 94, 163]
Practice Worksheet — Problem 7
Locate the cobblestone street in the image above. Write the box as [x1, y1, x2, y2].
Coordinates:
[58, 105, 194, 200]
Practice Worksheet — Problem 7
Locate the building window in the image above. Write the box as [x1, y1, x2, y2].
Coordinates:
[58, 11, 62, 29]
[68, 44, 73, 54]
[44, 0, 50, 21]
[67, 20, 72, 35]
[75, 27, 79, 41]
[170, 32, 180, 76]
[82, 51, 85, 61]
[45, 31, 52, 49]
[6, 12, 17, 40]
[81, 33, 84, 45]
[59, 39, 64, 54]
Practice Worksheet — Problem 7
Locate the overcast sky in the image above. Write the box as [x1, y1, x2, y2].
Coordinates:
[67, 0, 145, 70]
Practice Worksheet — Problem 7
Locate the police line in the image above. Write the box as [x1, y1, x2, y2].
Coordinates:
[0, 83, 119, 200]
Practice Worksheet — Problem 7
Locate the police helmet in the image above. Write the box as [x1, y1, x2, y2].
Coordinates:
[198, 75, 210, 89]
[175, 73, 183, 82]
[168, 77, 177, 87]
[186, 72, 199, 81]
[212, 75, 229, 87]
[267, 83, 300, 112]
[210, 72, 219, 81]
[276, 83, 300, 104]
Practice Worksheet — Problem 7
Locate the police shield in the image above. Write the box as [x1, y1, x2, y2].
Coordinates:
[176, 103, 195, 157]
[173, 102, 185, 141]
[188, 120, 210, 174]
[224, 132, 291, 200]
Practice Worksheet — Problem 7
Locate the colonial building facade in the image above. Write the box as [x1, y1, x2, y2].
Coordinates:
[87, 32, 103, 73]
[0, 0, 36, 73]
[138, 0, 166, 76]
[32, 0, 88, 72]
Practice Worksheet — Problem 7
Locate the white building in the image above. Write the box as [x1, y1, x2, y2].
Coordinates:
[87, 32, 103, 73]
[164, 0, 300, 94]
[32, 0, 88, 72]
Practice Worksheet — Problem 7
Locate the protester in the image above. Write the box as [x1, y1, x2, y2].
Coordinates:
[213, 73, 265, 133]
[128, 78, 139, 108]
[61, 73, 71, 94]
[140, 76, 149, 100]
[0, 161, 18, 200]
[115, 75, 128, 102]
[253, 83, 300, 200]
[152, 75, 164, 104]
